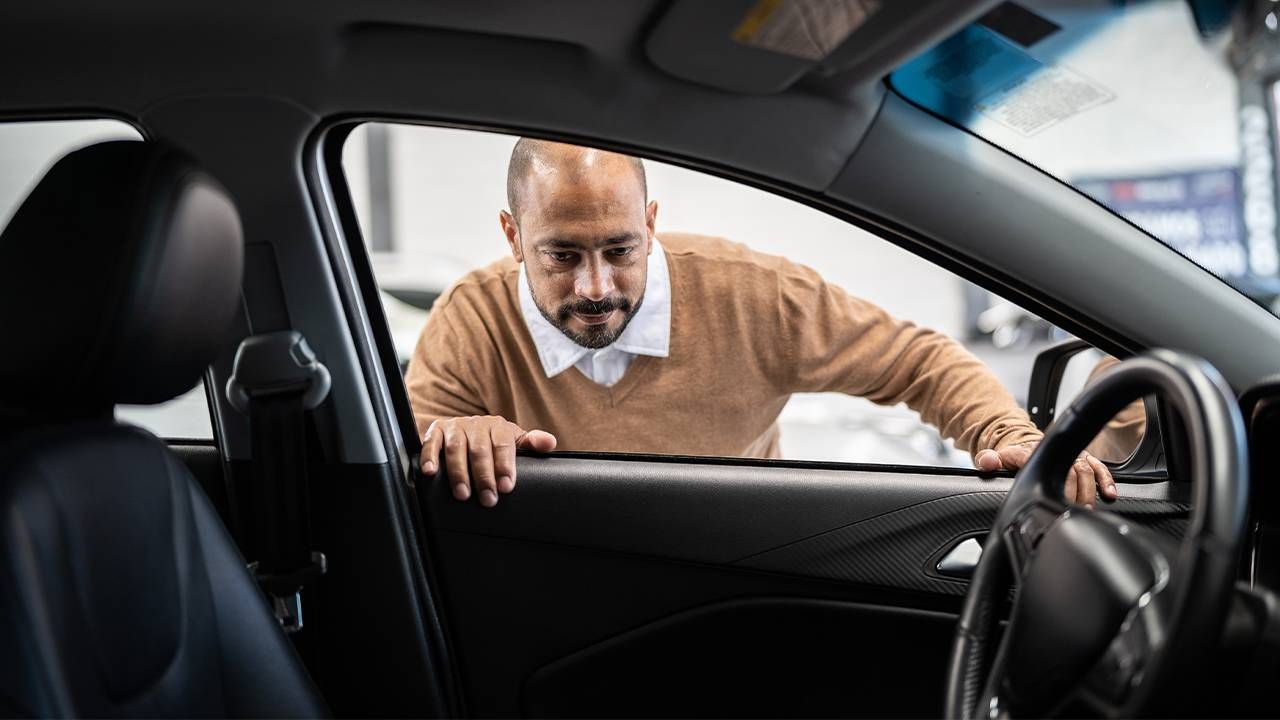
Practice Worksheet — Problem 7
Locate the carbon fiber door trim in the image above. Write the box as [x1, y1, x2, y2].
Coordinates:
[736, 493, 1189, 595]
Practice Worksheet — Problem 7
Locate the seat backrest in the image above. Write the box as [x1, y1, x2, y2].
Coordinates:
[0, 141, 327, 718]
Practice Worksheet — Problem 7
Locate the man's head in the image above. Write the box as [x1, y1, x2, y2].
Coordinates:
[500, 138, 658, 349]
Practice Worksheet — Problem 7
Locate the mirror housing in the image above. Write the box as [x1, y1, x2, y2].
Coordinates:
[1026, 340, 1166, 474]
[1026, 339, 1089, 431]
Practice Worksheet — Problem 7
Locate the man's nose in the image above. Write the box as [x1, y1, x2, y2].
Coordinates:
[574, 260, 615, 301]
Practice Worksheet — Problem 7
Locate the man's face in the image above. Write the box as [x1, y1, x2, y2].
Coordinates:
[500, 152, 658, 349]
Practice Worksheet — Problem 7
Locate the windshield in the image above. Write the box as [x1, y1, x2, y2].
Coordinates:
[891, 0, 1280, 313]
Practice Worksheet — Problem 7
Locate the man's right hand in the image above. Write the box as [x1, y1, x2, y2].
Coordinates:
[419, 416, 557, 508]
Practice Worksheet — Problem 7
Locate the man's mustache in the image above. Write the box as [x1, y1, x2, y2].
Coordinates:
[557, 297, 631, 321]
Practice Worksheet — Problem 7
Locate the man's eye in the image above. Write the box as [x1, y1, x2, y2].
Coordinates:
[607, 247, 634, 257]
[549, 252, 576, 263]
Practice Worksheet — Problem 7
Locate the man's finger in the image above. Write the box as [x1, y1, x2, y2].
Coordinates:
[1073, 455, 1097, 508]
[420, 421, 443, 475]
[517, 429, 558, 453]
[997, 443, 1035, 470]
[492, 423, 519, 495]
[1087, 454, 1118, 500]
[1065, 466, 1078, 503]
[465, 423, 499, 508]
[975, 449, 1002, 472]
[442, 422, 472, 501]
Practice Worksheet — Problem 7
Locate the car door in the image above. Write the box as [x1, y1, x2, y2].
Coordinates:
[413, 453, 1187, 718]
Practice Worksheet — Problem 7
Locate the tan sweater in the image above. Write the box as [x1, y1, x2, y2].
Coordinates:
[406, 233, 1042, 459]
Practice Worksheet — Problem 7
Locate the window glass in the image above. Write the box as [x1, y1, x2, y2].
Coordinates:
[116, 385, 214, 440]
[0, 119, 214, 440]
[891, 0, 1280, 313]
[342, 123, 1139, 467]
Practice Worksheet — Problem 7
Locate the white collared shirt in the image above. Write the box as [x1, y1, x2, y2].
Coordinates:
[518, 238, 671, 387]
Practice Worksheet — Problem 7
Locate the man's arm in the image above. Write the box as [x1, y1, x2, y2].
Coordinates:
[776, 268, 1116, 504]
[406, 302, 555, 507]
[405, 305, 489, 430]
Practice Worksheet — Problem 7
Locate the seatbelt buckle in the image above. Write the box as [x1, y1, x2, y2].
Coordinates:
[249, 551, 327, 634]
[226, 330, 332, 413]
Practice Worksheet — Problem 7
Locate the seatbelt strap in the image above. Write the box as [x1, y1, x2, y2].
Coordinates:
[226, 330, 331, 633]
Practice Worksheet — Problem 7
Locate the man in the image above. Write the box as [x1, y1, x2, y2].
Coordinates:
[406, 139, 1118, 508]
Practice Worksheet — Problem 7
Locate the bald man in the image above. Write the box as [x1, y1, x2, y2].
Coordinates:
[405, 139, 1119, 508]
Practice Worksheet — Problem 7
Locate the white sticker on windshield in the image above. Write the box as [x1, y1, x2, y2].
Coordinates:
[973, 65, 1115, 137]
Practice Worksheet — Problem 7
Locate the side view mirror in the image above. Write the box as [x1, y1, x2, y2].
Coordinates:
[1026, 339, 1089, 431]
[1026, 339, 1166, 475]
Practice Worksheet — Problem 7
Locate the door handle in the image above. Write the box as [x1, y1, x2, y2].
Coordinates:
[936, 537, 983, 578]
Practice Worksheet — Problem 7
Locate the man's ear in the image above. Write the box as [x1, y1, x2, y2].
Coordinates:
[645, 200, 659, 254]
[499, 209, 523, 262]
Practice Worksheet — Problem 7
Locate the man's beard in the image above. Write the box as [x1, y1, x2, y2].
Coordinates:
[536, 291, 645, 349]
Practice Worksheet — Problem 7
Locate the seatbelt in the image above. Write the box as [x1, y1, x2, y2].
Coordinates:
[226, 330, 331, 633]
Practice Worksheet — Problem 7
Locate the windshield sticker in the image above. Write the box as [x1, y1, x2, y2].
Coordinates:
[891, 26, 1043, 125]
[732, 0, 880, 61]
[974, 64, 1114, 136]
[892, 25, 1112, 137]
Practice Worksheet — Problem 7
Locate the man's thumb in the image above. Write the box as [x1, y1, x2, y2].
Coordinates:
[975, 449, 1002, 472]
[517, 429, 557, 453]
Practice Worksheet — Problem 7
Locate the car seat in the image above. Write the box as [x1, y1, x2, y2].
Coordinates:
[0, 140, 328, 718]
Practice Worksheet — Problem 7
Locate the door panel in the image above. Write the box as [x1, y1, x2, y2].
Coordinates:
[524, 598, 956, 718]
[418, 454, 1188, 717]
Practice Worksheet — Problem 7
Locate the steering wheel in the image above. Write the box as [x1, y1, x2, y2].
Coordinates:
[945, 350, 1249, 718]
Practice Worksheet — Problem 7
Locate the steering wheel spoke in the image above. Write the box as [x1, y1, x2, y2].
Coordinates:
[1001, 500, 1065, 578]
[1078, 536, 1172, 714]
[1078, 604, 1157, 714]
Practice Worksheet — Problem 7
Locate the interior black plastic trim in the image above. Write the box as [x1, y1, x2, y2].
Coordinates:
[423, 455, 1187, 571]
[317, 122, 424, 462]
[307, 121, 462, 717]
[429, 526, 968, 717]
[522, 596, 958, 718]
[420, 454, 1189, 716]
[511, 448, 1167, 484]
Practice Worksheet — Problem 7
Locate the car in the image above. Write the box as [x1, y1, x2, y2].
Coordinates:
[2, 0, 1278, 717]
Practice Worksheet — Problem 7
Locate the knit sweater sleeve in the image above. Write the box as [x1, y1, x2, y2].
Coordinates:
[775, 266, 1042, 457]
[404, 300, 489, 438]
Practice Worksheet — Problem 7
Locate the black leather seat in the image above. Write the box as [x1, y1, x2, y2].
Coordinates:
[0, 141, 328, 718]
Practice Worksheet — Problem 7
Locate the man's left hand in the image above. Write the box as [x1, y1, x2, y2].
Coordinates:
[974, 442, 1118, 508]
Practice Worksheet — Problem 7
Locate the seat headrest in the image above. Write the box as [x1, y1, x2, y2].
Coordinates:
[0, 141, 243, 414]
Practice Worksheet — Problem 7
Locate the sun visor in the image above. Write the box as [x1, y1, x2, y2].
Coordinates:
[645, 0, 999, 95]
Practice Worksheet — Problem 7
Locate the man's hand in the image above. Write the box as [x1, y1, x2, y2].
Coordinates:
[420, 416, 557, 508]
[974, 441, 1118, 508]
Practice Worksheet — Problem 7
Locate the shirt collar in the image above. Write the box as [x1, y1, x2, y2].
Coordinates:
[518, 238, 671, 379]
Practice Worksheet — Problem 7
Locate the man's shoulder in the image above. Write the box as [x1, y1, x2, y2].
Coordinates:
[431, 256, 520, 325]
[659, 232, 754, 262]
[658, 232, 821, 287]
